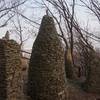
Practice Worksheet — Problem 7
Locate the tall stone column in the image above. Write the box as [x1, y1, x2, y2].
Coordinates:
[27, 15, 66, 100]
[0, 39, 22, 100]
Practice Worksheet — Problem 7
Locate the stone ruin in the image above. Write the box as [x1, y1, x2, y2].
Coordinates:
[0, 15, 100, 100]
[84, 52, 100, 93]
[27, 15, 67, 100]
[0, 39, 22, 100]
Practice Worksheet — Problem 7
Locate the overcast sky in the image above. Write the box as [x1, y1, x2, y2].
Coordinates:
[0, 0, 100, 49]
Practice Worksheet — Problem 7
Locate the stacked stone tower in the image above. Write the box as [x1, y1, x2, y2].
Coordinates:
[0, 39, 22, 100]
[27, 15, 66, 100]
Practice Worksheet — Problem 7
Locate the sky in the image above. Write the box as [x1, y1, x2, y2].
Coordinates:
[0, 0, 100, 50]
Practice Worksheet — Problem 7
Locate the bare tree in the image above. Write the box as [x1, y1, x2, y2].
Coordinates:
[0, 0, 28, 28]
[80, 0, 100, 22]
[10, 15, 30, 49]
[79, 0, 100, 41]
[41, 0, 95, 79]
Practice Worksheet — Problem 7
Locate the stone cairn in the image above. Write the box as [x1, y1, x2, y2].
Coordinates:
[27, 15, 66, 100]
[0, 39, 22, 100]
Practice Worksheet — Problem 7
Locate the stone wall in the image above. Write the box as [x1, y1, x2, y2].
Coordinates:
[0, 39, 22, 100]
[85, 54, 100, 93]
[27, 15, 66, 100]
